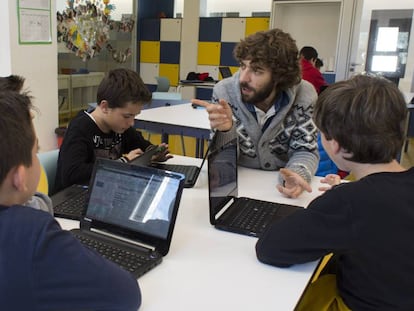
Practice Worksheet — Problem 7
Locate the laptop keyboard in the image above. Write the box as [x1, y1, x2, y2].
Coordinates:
[54, 189, 87, 219]
[228, 199, 279, 236]
[73, 232, 160, 278]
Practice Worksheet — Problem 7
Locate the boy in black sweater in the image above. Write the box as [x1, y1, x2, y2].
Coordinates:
[256, 75, 414, 310]
[55, 68, 171, 191]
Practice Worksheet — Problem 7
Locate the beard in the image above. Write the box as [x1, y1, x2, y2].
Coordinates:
[240, 80, 275, 104]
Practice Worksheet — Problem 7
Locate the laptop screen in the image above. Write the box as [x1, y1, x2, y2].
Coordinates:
[207, 139, 238, 224]
[219, 66, 232, 79]
[85, 159, 184, 241]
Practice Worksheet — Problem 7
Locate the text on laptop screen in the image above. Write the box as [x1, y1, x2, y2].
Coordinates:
[86, 165, 181, 239]
[208, 140, 238, 217]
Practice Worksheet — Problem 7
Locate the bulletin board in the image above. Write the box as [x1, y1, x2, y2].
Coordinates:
[18, 0, 52, 44]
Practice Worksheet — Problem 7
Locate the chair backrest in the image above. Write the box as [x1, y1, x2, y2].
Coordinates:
[155, 76, 170, 92]
[37, 149, 59, 196]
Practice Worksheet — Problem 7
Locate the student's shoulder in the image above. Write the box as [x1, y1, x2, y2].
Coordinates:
[290, 80, 318, 106]
[67, 110, 92, 127]
[66, 111, 96, 134]
[2, 205, 56, 234]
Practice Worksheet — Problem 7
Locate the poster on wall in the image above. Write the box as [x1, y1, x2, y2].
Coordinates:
[18, 0, 52, 44]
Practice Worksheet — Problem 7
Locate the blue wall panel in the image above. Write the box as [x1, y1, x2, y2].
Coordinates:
[199, 17, 222, 42]
[160, 41, 181, 64]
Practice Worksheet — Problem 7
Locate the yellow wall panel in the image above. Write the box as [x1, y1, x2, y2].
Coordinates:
[245, 18, 270, 36]
[140, 41, 160, 63]
[159, 64, 180, 86]
[197, 42, 221, 66]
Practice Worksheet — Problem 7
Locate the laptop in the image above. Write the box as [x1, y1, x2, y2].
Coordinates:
[70, 158, 185, 278]
[132, 145, 209, 188]
[52, 184, 89, 220]
[219, 66, 232, 79]
[207, 138, 303, 237]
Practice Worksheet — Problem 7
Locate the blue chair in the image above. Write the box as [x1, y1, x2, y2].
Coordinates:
[37, 149, 59, 196]
[155, 76, 170, 92]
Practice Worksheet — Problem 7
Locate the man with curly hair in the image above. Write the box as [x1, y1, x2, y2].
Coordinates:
[193, 29, 319, 198]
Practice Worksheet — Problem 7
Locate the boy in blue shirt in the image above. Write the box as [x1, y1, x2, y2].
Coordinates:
[0, 90, 141, 310]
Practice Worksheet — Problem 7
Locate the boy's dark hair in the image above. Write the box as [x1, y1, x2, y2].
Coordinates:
[97, 68, 152, 108]
[0, 75, 25, 92]
[300, 46, 318, 61]
[313, 74, 408, 163]
[0, 91, 35, 184]
[233, 28, 301, 92]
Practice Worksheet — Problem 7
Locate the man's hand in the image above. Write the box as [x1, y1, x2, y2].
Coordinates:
[277, 168, 312, 198]
[191, 98, 233, 132]
[318, 174, 341, 191]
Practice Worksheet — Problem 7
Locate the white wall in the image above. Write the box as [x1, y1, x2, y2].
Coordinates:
[1, 0, 59, 151]
[175, 0, 272, 17]
[56, 0, 132, 20]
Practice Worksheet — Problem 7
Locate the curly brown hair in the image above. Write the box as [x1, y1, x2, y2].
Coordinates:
[233, 28, 301, 92]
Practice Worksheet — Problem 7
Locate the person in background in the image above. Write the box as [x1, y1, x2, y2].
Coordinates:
[55, 68, 172, 192]
[256, 74, 414, 310]
[299, 46, 328, 94]
[0, 90, 141, 310]
[0, 74, 53, 215]
[315, 57, 324, 71]
[192, 29, 319, 199]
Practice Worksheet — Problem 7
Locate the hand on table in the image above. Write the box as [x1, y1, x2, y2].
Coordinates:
[277, 168, 312, 199]
[318, 174, 341, 191]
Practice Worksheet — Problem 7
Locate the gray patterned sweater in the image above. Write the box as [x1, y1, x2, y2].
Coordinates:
[212, 72, 319, 184]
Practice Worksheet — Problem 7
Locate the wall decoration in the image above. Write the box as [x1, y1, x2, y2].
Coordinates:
[57, 0, 134, 62]
[18, 0, 52, 44]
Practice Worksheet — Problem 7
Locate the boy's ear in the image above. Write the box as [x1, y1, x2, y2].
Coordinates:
[11, 165, 28, 192]
[99, 100, 109, 113]
[327, 138, 341, 155]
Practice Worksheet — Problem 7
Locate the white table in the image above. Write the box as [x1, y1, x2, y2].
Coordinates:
[134, 103, 211, 158]
[58, 156, 325, 311]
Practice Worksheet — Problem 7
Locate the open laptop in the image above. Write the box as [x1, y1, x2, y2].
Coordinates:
[132, 145, 209, 188]
[70, 158, 185, 278]
[207, 138, 303, 237]
[52, 184, 89, 220]
[219, 66, 232, 79]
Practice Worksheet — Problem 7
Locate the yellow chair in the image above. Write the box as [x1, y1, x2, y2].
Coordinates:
[37, 149, 59, 196]
[37, 165, 49, 195]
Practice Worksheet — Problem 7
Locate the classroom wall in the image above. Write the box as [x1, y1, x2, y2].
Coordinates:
[138, 16, 270, 99]
[1, 0, 59, 152]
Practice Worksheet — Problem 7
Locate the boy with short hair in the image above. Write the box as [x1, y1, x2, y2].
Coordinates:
[0, 90, 141, 309]
[55, 68, 171, 192]
[256, 74, 414, 310]
[0, 74, 53, 214]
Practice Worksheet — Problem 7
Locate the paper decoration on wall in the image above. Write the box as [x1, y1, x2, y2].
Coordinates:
[57, 0, 135, 62]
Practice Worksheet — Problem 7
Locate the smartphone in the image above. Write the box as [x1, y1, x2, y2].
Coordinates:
[130, 145, 166, 166]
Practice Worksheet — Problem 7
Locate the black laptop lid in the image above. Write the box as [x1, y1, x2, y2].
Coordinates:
[81, 158, 185, 256]
[207, 138, 238, 225]
[219, 66, 232, 79]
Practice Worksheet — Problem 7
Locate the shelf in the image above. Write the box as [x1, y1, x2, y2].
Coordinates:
[58, 72, 105, 126]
